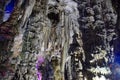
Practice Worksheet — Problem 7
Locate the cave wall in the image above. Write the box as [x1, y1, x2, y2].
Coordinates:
[0, 0, 119, 80]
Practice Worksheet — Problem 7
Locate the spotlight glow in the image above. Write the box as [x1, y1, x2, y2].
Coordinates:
[3, 0, 16, 21]
[36, 57, 45, 80]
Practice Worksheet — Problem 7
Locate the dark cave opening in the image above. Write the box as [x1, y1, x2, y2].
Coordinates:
[47, 12, 60, 26]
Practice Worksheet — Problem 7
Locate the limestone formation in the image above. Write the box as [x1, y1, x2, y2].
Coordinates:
[0, 0, 119, 80]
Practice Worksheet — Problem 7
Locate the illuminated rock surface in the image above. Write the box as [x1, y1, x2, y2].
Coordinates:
[0, 0, 120, 80]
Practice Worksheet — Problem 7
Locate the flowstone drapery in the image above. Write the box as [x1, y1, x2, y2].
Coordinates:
[11, 0, 85, 80]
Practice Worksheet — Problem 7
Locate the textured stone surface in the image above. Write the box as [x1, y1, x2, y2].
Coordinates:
[0, 0, 119, 80]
